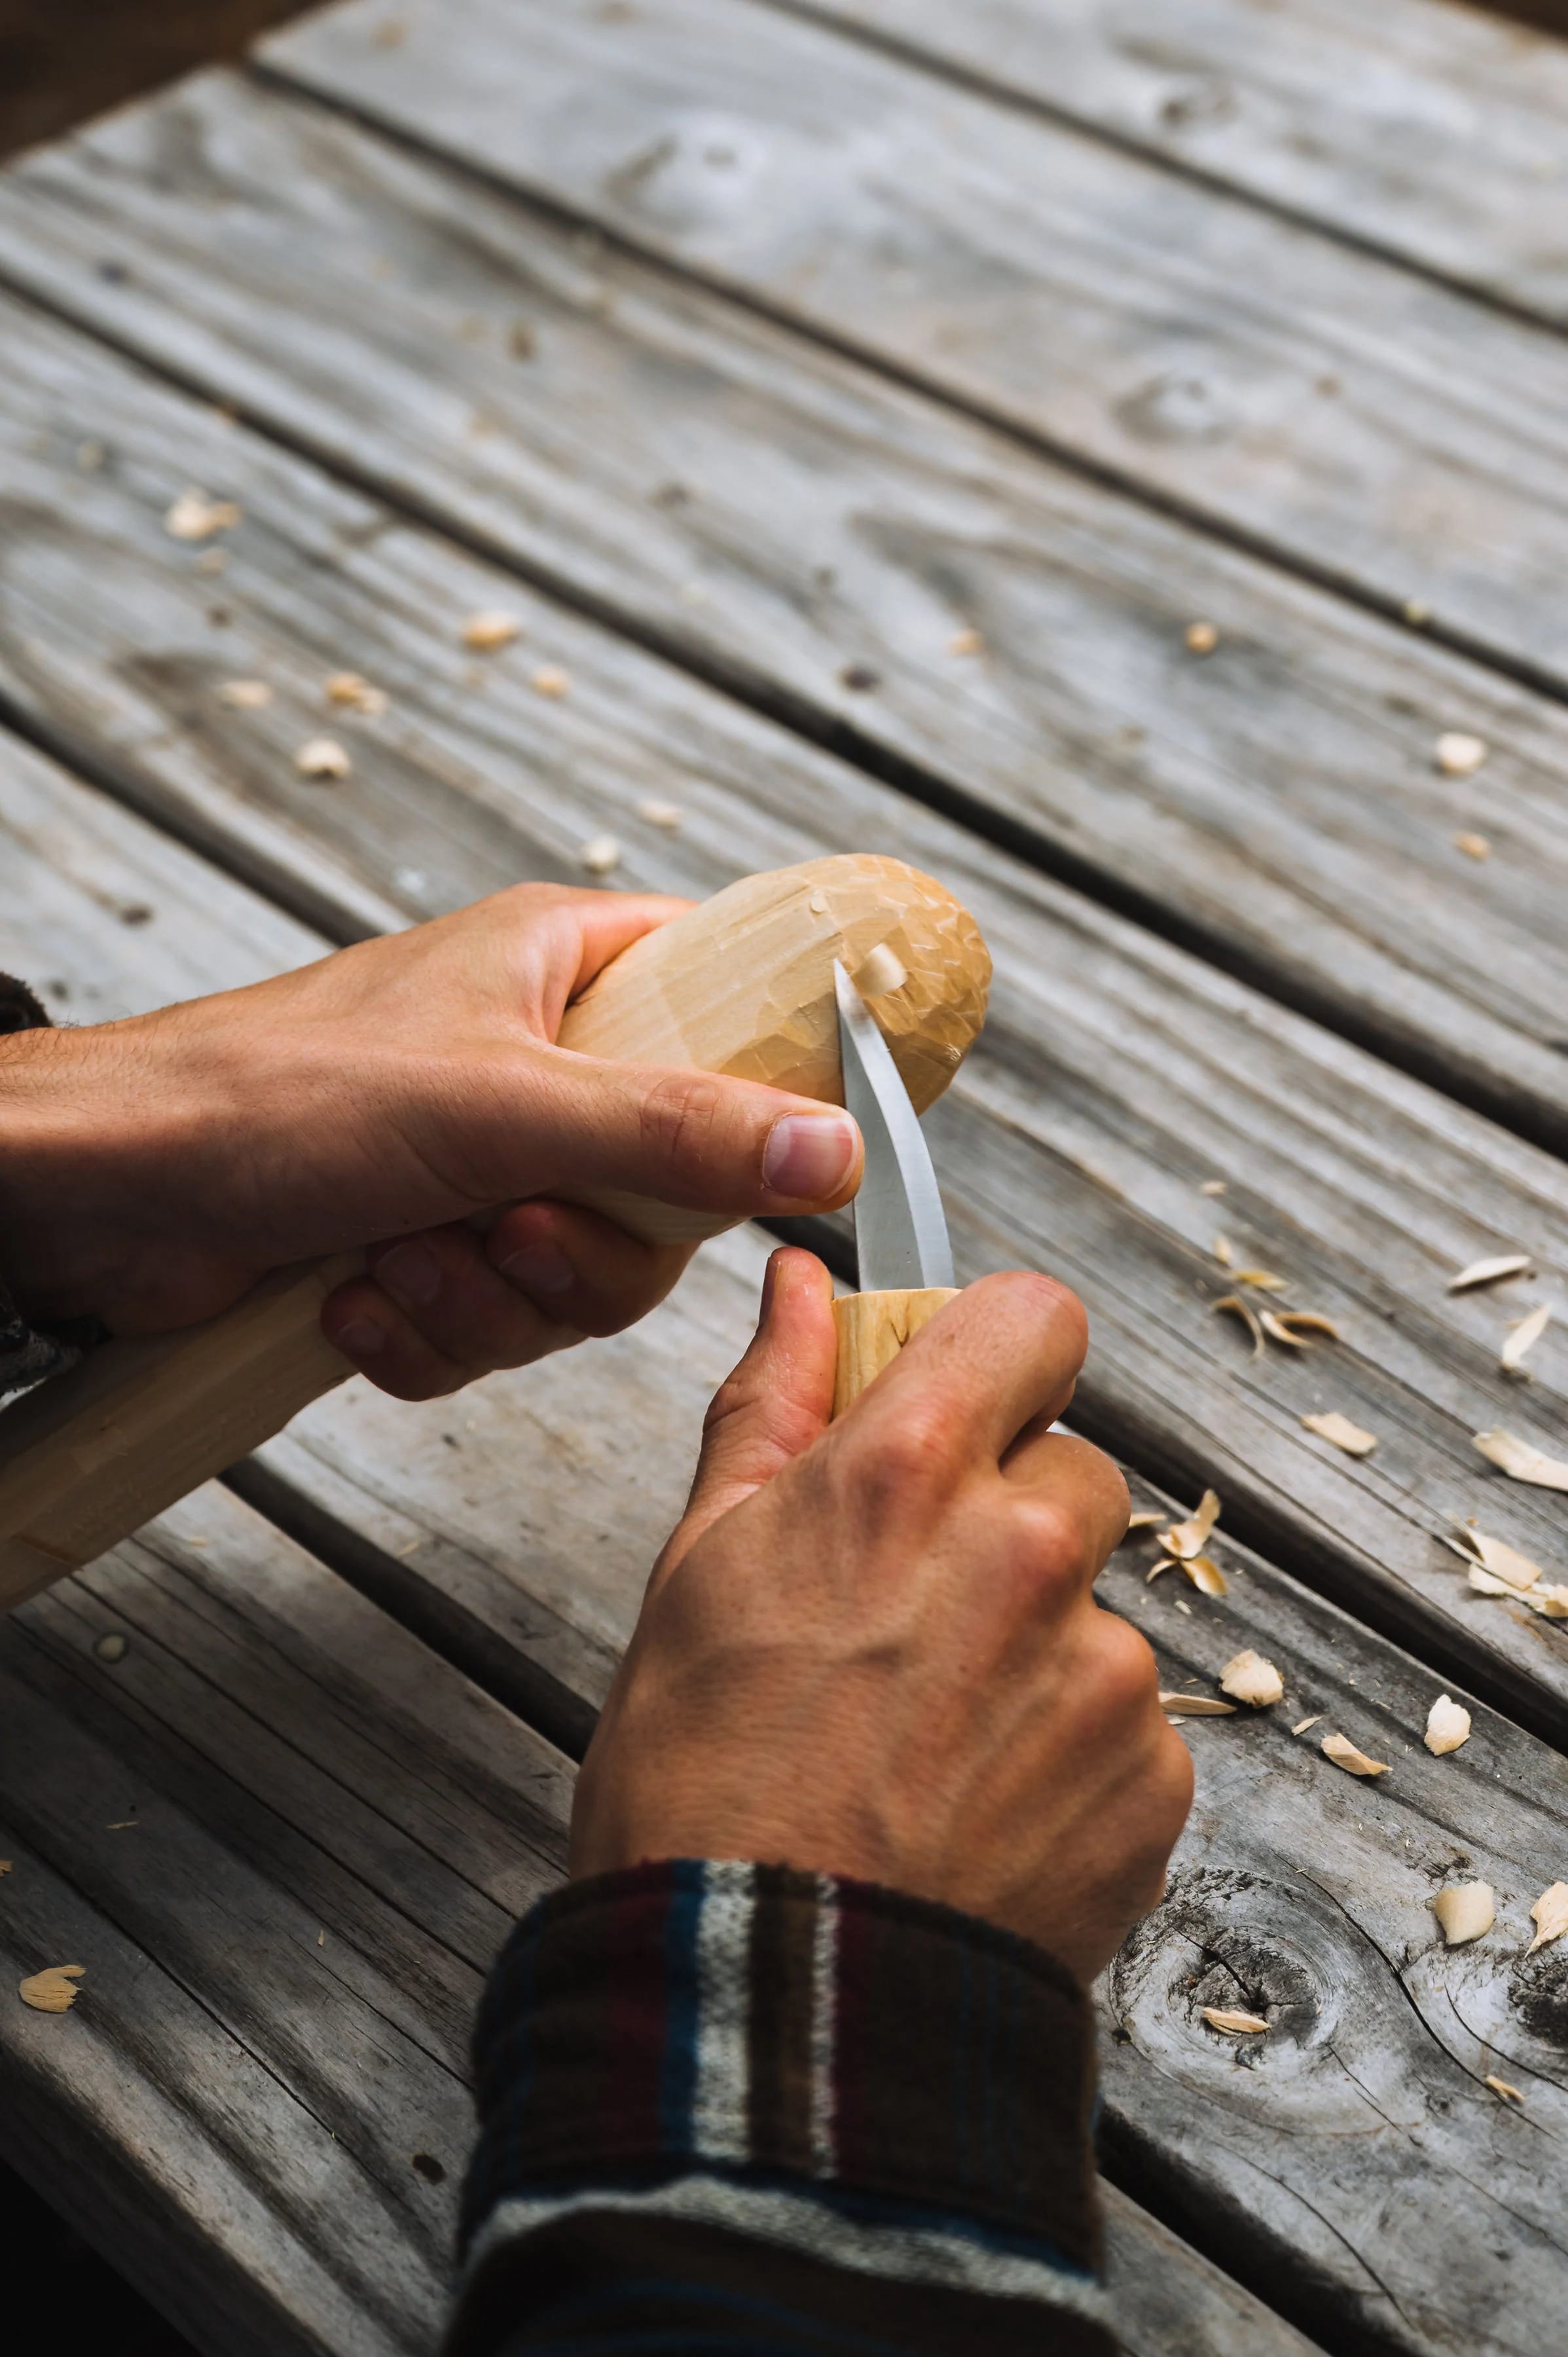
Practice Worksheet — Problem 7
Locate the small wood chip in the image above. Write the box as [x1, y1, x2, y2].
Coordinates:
[93, 1633, 127, 1663]
[1184, 1554, 1228, 1597]
[1160, 1692, 1237, 1716]
[0, 1860, 11, 1874]
[1212, 1233, 1233, 1266]
[218, 678, 272, 708]
[1173, 1597, 1193, 1616]
[1451, 1526, 1542, 1590]
[1453, 831, 1491, 862]
[1220, 1649, 1284, 1707]
[1474, 1429, 1568, 1491]
[579, 833, 621, 875]
[1260, 1309, 1340, 1348]
[1423, 1695, 1472, 1755]
[1235, 1268, 1290, 1292]
[1199, 1178, 1227, 1196]
[1432, 1882, 1494, 1945]
[1185, 620, 1219, 655]
[1146, 1556, 1177, 1582]
[19, 1965, 85, 2013]
[1292, 1715, 1322, 1735]
[1486, 2075, 1523, 2103]
[635, 797, 684, 828]
[1301, 1410, 1377, 1457]
[1322, 1732, 1390, 1777]
[851, 943, 908, 999]
[1448, 1253, 1531, 1292]
[1201, 2005, 1268, 2034]
[949, 627, 982, 655]
[324, 672, 388, 716]
[295, 737, 352, 780]
[532, 665, 571, 698]
[1214, 1292, 1264, 1355]
[1435, 731, 1487, 777]
[1125, 1510, 1165, 1532]
[1501, 1302, 1551, 1375]
[1160, 1489, 1221, 1560]
[1527, 1882, 1568, 1954]
[165, 488, 241, 540]
[462, 610, 522, 652]
[1523, 1582, 1568, 1619]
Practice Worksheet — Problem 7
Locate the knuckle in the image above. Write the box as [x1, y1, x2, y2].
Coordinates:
[1086, 1611, 1163, 1717]
[846, 1398, 957, 1501]
[1008, 1491, 1090, 1584]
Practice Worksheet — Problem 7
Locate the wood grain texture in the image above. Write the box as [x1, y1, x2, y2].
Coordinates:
[6, 79, 1568, 1154]
[256, 0, 1568, 695]
[5, 323, 1568, 1751]
[831, 1285, 955, 1415]
[780, 0, 1568, 325]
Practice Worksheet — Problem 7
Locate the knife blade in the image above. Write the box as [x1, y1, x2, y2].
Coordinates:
[834, 960, 955, 1292]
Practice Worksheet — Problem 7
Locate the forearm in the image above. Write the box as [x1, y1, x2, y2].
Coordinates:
[450, 1862, 1114, 2357]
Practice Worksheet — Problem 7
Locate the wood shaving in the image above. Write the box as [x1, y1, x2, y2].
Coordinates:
[1474, 1429, 1568, 1491]
[1173, 1597, 1193, 1616]
[1185, 620, 1219, 655]
[851, 943, 908, 999]
[1301, 1411, 1377, 1457]
[1522, 1583, 1568, 1618]
[1486, 2075, 1523, 2102]
[1404, 599, 1432, 626]
[1467, 1563, 1518, 1599]
[324, 672, 389, 716]
[949, 628, 982, 655]
[218, 679, 272, 708]
[295, 737, 351, 781]
[1160, 1692, 1236, 1715]
[1199, 1178, 1227, 1196]
[1184, 1554, 1228, 1597]
[1201, 2005, 1267, 2034]
[462, 610, 522, 652]
[1160, 1491, 1221, 1559]
[1212, 1233, 1233, 1266]
[1214, 1292, 1264, 1355]
[1235, 1268, 1290, 1292]
[1453, 831, 1491, 862]
[635, 797, 684, 829]
[532, 665, 571, 698]
[1292, 1715, 1322, 1735]
[1435, 731, 1487, 777]
[1501, 1302, 1551, 1374]
[93, 1633, 127, 1663]
[1260, 1309, 1340, 1348]
[0, 1860, 10, 1875]
[579, 834, 621, 875]
[19, 1965, 84, 2013]
[1450, 1526, 1542, 1590]
[1448, 1253, 1531, 1292]
[165, 488, 241, 540]
[1433, 1883, 1494, 1945]
[1322, 1732, 1389, 1777]
[1146, 1556, 1176, 1582]
[1423, 1695, 1472, 1755]
[1220, 1649, 1283, 1707]
[1527, 1882, 1568, 1954]
[1125, 1510, 1165, 1531]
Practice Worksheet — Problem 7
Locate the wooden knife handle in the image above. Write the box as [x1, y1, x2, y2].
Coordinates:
[831, 1288, 958, 1417]
[0, 854, 988, 1608]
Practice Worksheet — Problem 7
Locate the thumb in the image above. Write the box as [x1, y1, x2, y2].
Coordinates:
[656, 1249, 837, 1582]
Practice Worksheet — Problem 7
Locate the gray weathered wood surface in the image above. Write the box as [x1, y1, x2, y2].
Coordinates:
[258, 0, 1568, 697]
[5, 75, 1568, 1149]
[4, 752, 1563, 2354]
[5, 302, 1568, 1756]
[775, 0, 1568, 323]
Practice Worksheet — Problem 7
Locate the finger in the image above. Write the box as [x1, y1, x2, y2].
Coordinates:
[655, 1248, 837, 1582]
[1001, 1431, 1133, 1591]
[563, 890, 695, 994]
[363, 1223, 582, 1369]
[842, 1270, 1088, 1471]
[486, 1197, 691, 1336]
[446, 1046, 864, 1218]
[323, 1243, 579, 1400]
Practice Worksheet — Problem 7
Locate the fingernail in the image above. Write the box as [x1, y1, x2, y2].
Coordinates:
[378, 1241, 441, 1307]
[333, 1317, 386, 1357]
[762, 1111, 858, 1203]
[498, 1241, 575, 1298]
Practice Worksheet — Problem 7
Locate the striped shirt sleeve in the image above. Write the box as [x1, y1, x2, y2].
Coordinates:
[448, 1859, 1115, 2357]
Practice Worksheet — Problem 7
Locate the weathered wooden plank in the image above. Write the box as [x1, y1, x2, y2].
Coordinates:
[6, 318, 1568, 1751]
[778, 0, 1568, 325]
[255, 0, 1568, 695]
[6, 79, 1568, 1156]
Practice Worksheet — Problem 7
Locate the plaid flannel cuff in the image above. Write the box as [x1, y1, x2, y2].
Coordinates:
[460, 1859, 1102, 2271]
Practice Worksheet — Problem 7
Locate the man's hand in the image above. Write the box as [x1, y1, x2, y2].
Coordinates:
[572, 1251, 1193, 1982]
[0, 888, 860, 1398]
